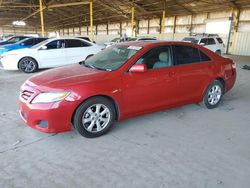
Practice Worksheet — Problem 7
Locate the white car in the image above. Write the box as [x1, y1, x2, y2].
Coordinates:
[182, 36, 225, 55]
[0, 37, 102, 73]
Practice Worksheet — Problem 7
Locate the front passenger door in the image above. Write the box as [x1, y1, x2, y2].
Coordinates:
[38, 39, 66, 68]
[122, 46, 178, 115]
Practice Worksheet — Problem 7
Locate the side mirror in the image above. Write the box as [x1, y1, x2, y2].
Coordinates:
[40, 46, 47, 50]
[200, 42, 206, 46]
[130, 64, 147, 73]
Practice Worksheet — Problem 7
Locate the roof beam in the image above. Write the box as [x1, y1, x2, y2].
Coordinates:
[173, 0, 193, 14]
[96, 0, 128, 18]
[22, 1, 89, 21]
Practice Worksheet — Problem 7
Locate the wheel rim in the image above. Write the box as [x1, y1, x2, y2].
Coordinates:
[207, 85, 222, 105]
[20, 59, 36, 72]
[82, 104, 111, 133]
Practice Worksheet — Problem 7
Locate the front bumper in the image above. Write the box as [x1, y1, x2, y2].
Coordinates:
[0, 55, 19, 70]
[19, 84, 79, 133]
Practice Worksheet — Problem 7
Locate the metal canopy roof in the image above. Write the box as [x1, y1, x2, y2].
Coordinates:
[0, 0, 249, 30]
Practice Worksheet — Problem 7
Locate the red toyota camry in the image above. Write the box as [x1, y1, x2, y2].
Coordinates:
[19, 41, 236, 138]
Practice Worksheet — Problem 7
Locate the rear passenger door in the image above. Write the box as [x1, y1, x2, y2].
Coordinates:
[172, 44, 214, 103]
[65, 39, 93, 65]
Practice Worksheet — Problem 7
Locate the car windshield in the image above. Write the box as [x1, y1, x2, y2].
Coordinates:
[84, 45, 142, 71]
[182, 37, 199, 44]
[30, 39, 49, 49]
[7, 37, 24, 43]
[16, 38, 33, 45]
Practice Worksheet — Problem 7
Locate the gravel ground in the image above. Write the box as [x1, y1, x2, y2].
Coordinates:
[0, 55, 250, 188]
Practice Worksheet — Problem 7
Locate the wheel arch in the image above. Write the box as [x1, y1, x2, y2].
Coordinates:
[215, 77, 225, 92]
[71, 94, 120, 125]
[200, 77, 225, 102]
[18, 56, 39, 69]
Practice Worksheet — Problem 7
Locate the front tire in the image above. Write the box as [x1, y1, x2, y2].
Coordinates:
[203, 80, 224, 109]
[73, 97, 116, 138]
[19, 57, 38, 73]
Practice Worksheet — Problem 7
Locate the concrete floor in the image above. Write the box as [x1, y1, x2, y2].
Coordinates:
[0, 55, 250, 188]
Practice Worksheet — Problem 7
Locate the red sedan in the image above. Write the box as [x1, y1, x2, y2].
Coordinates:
[19, 41, 236, 138]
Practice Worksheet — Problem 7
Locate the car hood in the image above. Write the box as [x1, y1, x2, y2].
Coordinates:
[28, 64, 112, 89]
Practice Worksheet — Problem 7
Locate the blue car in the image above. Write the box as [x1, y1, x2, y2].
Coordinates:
[0, 37, 48, 55]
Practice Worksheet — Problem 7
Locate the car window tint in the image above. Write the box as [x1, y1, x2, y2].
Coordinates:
[200, 38, 208, 45]
[173, 45, 200, 65]
[216, 38, 223, 44]
[35, 38, 47, 44]
[66, 39, 91, 48]
[136, 46, 172, 69]
[207, 38, 216, 45]
[46, 40, 64, 49]
[199, 50, 211, 62]
[22, 39, 34, 46]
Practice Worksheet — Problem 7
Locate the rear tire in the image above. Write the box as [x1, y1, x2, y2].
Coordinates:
[203, 80, 224, 109]
[73, 97, 116, 138]
[19, 57, 38, 73]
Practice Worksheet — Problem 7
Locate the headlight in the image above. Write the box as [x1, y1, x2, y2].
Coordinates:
[32, 91, 71, 104]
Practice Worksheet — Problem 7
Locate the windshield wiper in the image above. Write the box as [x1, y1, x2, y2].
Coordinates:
[81, 61, 112, 71]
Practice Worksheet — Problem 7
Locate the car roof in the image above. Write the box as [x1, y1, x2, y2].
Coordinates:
[118, 41, 200, 48]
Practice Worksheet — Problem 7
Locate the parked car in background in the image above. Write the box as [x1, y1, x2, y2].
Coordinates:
[130, 36, 157, 41]
[104, 36, 157, 48]
[0, 37, 103, 73]
[0, 36, 30, 46]
[76, 36, 91, 42]
[19, 41, 236, 137]
[182, 35, 225, 55]
[104, 37, 121, 48]
[0, 37, 48, 55]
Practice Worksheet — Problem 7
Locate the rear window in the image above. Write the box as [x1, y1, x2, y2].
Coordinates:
[207, 38, 216, 45]
[173, 45, 211, 65]
[216, 38, 223, 44]
[65, 39, 91, 48]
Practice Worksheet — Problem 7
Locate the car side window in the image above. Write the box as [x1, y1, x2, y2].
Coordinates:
[135, 46, 172, 69]
[173, 45, 201, 65]
[22, 39, 34, 46]
[65, 39, 91, 48]
[200, 38, 208, 45]
[207, 38, 216, 45]
[199, 50, 211, 62]
[46, 40, 64, 49]
[216, 38, 223, 44]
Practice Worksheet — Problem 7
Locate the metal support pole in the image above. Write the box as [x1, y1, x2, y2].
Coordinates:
[161, 10, 165, 39]
[161, 0, 166, 39]
[230, 8, 240, 54]
[172, 16, 177, 40]
[131, 0, 135, 37]
[90, 0, 93, 41]
[39, 0, 45, 36]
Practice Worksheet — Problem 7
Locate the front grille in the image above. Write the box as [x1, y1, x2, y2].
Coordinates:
[21, 90, 34, 101]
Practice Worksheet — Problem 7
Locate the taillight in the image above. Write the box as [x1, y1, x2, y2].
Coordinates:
[231, 61, 236, 76]
[232, 62, 236, 69]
